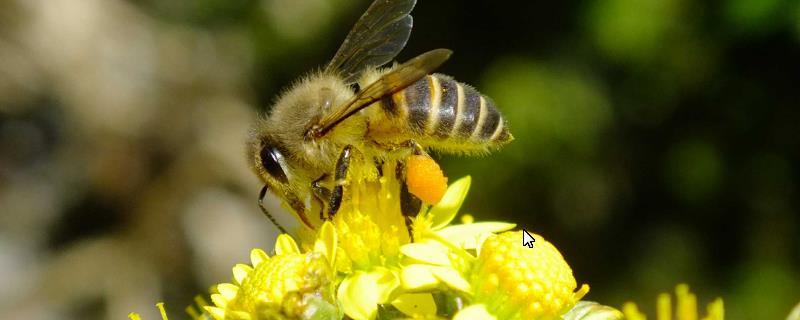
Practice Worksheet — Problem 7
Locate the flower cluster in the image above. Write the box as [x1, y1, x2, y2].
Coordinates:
[622, 284, 724, 320]
[129, 162, 725, 320]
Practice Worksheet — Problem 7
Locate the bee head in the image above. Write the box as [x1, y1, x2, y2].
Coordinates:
[252, 135, 292, 189]
[259, 143, 289, 185]
[249, 133, 314, 229]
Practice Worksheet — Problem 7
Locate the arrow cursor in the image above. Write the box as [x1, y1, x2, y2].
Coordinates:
[522, 229, 535, 248]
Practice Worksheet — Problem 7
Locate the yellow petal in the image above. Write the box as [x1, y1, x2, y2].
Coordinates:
[454, 304, 496, 320]
[400, 242, 451, 266]
[400, 264, 440, 291]
[437, 222, 516, 249]
[338, 272, 380, 320]
[430, 266, 471, 293]
[703, 298, 724, 320]
[428, 176, 471, 230]
[675, 284, 698, 320]
[391, 293, 437, 317]
[193, 295, 210, 310]
[575, 284, 591, 301]
[622, 302, 646, 320]
[371, 268, 400, 304]
[562, 301, 623, 320]
[204, 306, 226, 320]
[155, 302, 168, 320]
[787, 302, 800, 320]
[275, 234, 300, 255]
[210, 293, 227, 309]
[185, 306, 200, 319]
[657, 293, 671, 320]
[250, 248, 269, 267]
[227, 310, 253, 320]
[232, 264, 252, 284]
[217, 283, 239, 301]
[314, 221, 337, 268]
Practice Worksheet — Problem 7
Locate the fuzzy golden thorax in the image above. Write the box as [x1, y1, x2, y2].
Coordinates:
[248, 72, 366, 200]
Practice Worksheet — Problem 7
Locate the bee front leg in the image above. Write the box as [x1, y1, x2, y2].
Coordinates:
[311, 174, 332, 220]
[328, 145, 354, 218]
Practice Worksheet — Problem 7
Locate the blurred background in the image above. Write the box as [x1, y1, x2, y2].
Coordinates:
[0, 0, 798, 319]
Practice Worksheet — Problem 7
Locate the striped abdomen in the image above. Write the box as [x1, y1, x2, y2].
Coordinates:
[380, 74, 511, 148]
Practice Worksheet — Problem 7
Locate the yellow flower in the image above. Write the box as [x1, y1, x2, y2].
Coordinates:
[327, 173, 513, 320]
[300, 162, 409, 320]
[129, 298, 213, 320]
[400, 176, 588, 320]
[128, 303, 171, 320]
[130, 171, 592, 320]
[622, 284, 724, 320]
[205, 222, 340, 320]
[400, 176, 514, 295]
[455, 231, 589, 320]
[412, 176, 516, 248]
[294, 163, 508, 320]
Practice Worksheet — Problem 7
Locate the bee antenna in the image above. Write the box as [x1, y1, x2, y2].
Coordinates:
[258, 185, 288, 234]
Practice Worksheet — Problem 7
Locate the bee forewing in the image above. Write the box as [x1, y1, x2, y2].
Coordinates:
[326, 0, 417, 84]
[309, 48, 452, 139]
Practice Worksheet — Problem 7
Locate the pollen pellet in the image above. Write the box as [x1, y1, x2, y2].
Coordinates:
[405, 155, 448, 204]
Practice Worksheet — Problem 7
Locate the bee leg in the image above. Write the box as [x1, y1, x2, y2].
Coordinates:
[396, 161, 422, 241]
[311, 174, 332, 220]
[374, 158, 385, 177]
[328, 145, 354, 218]
[401, 140, 426, 156]
[258, 185, 288, 234]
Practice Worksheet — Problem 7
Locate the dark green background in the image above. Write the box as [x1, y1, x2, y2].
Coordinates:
[1, 0, 798, 319]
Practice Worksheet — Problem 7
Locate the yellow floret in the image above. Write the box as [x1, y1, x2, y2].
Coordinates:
[470, 231, 588, 319]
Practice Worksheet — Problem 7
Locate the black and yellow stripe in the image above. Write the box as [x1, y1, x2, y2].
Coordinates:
[382, 74, 511, 145]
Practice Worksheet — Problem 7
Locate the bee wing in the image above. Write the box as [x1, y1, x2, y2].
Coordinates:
[325, 0, 417, 84]
[308, 49, 452, 139]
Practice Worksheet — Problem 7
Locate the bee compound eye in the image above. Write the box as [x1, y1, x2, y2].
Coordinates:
[260, 146, 289, 184]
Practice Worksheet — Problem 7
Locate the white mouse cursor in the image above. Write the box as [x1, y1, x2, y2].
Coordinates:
[522, 229, 535, 248]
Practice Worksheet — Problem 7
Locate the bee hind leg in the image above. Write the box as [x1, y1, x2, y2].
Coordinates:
[374, 158, 385, 177]
[402, 140, 427, 156]
[328, 145, 354, 218]
[396, 161, 422, 241]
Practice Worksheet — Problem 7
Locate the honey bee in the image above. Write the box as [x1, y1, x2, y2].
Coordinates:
[248, 0, 512, 233]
